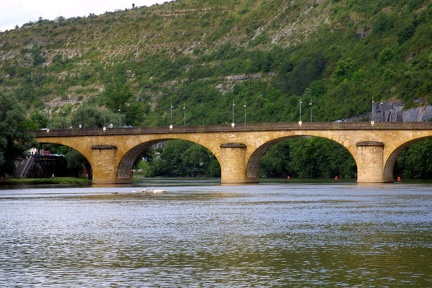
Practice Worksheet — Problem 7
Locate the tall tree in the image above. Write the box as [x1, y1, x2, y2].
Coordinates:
[0, 93, 35, 179]
[70, 106, 104, 128]
[102, 65, 134, 115]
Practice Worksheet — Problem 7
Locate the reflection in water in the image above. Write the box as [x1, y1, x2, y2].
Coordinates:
[0, 183, 431, 286]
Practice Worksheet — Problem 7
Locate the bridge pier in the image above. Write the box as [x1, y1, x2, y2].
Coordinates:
[219, 143, 257, 184]
[356, 141, 393, 183]
[91, 145, 120, 184]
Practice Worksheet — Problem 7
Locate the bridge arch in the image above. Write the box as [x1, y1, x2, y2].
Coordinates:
[118, 137, 222, 182]
[384, 136, 432, 180]
[34, 140, 92, 178]
[36, 139, 92, 161]
[246, 135, 357, 180]
[117, 140, 160, 181]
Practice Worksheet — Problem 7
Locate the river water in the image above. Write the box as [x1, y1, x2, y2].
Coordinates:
[0, 181, 431, 287]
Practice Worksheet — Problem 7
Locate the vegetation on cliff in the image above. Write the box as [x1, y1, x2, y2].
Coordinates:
[1, 0, 431, 127]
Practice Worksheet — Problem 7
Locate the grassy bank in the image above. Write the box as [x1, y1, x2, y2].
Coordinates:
[3, 177, 92, 186]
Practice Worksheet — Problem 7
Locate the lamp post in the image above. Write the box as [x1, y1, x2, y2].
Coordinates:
[371, 97, 375, 125]
[118, 109, 121, 127]
[170, 102, 174, 129]
[299, 97, 302, 125]
[183, 105, 186, 126]
[62, 111, 66, 129]
[231, 101, 235, 127]
[103, 108, 106, 128]
[243, 102, 247, 124]
[309, 100, 313, 122]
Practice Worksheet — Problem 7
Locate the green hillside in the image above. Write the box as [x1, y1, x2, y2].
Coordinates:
[0, 0, 431, 128]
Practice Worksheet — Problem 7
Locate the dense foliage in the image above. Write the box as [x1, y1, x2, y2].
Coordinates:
[134, 138, 357, 179]
[137, 140, 221, 177]
[0, 93, 35, 179]
[1, 0, 431, 126]
[395, 139, 432, 179]
[260, 137, 356, 179]
[137, 137, 432, 180]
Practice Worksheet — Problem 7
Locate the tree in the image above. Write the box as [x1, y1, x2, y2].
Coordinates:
[64, 149, 90, 178]
[153, 140, 220, 177]
[0, 93, 35, 179]
[157, 140, 191, 176]
[31, 47, 45, 66]
[398, 23, 416, 44]
[260, 137, 356, 179]
[396, 139, 432, 179]
[102, 80, 133, 112]
[102, 65, 134, 114]
[26, 111, 48, 130]
[70, 106, 104, 128]
[260, 140, 294, 178]
[182, 144, 214, 176]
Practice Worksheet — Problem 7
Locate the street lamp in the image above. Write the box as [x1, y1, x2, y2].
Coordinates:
[118, 109, 121, 127]
[231, 101, 235, 127]
[62, 111, 66, 129]
[243, 102, 247, 124]
[371, 97, 375, 125]
[103, 108, 106, 129]
[170, 102, 174, 129]
[183, 105, 186, 126]
[299, 97, 302, 126]
[309, 100, 313, 122]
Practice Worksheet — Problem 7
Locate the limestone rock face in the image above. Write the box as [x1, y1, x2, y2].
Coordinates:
[374, 101, 405, 122]
[403, 106, 432, 122]
[350, 101, 432, 123]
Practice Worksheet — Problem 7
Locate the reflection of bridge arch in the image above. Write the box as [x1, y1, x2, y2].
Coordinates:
[33, 122, 432, 184]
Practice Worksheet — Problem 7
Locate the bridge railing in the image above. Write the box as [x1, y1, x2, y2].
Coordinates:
[31, 121, 432, 137]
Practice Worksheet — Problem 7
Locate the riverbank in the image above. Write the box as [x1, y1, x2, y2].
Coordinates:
[1, 177, 92, 186]
[2, 176, 431, 187]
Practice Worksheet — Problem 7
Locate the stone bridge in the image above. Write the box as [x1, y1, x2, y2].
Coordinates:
[33, 122, 432, 184]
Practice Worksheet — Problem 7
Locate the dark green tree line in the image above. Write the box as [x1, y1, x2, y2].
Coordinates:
[137, 140, 221, 177]
[0, 93, 36, 179]
[395, 139, 432, 179]
[260, 137, 357, 179]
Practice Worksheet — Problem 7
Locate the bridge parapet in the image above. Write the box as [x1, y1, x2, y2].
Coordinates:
[32, 121, 432, 138]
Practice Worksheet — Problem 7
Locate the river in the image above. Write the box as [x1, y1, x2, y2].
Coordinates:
[0, 181, 431, 287]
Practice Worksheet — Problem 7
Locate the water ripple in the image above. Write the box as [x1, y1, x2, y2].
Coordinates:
[0, 184, 431, 286]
